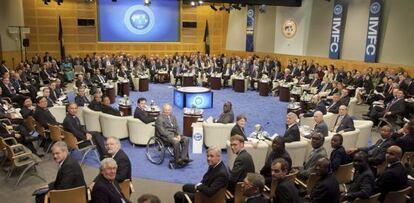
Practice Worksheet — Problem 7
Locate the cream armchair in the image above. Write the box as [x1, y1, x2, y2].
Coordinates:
[286, 140, 309, 168]
[203, 123, 235, 149]
[348, 97, 357, 117]
[82, 107, 101, 132]
[341, 129, 360, 150]
[226, 140, 269, 173]
[76, 106, 84, 125]
[127, 118, 155, 146]
[49, 105, 66, 123]
[354, 120, 374, 148]
[99, 113, 130, 139]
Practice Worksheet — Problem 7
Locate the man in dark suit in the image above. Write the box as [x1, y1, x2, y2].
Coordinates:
[35, 141, 86, 203]
[105, 137, 131, 182]
[231, 114, 248, 141]
[310, 158, 340, 203]
[272, 158, 300, 203]
[303, 95, 327, 117]
[33, 96, 59, 129]
[228, 135, 255, 193]
[242, 173, 269, 203]
[299, 133, 327, 180]
[88, 93, 103, 111]
[155, 103, 190, 167]
[91, 158, 131, 203]
[327, 93, 341, 114]
[174, 147, 229, 203]
[330, 134, 351, 172]
[375, 145, 408, 202]
[74, 87, 89, 107]
[313, 111, 329, 137]
[63, 103, 106, 159]
[133, 97, 155, 124]
[260, 137, 292, 186]
[332, 105, 355, 133]
[101, 96, 122, 116]
[283, 112, 300, 143]
[343, 151, 375, 202]
[339, 89, 351, 106]
[0, 60, 9, 77]
[369, 89, 406, 125]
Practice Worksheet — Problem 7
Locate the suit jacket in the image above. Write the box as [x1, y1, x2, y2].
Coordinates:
[216, 110, 234, 124]
[112, 149, 132, 182]
[102, 105, 121, 116]
[395, 133, 414, 153]
[260, 150, 292, 185]
[334, 114, 355, 133]
[330, 146, 351, 171]
[231, 124, 247, 141]
[49, 156, 86, 190]
[327, 101, 341, 114]
[228, 149, 255, 192]
[301, 147, 327, 178]
[198, 161, 229, 197]
[314, 121, 329, 137]
[310, 173, 340, 203]
[0, 82, 16, 98]
[360, 138, 394, 166]
[246, 194, 269, 203]
[273, 177, 300, 203]
[63, 114, 87, 140]
[133, 107, 155, 124]
[20, 107, 34, 119]
[91, 174, 130, 203]
[283, 124, 300, 143]
[75, 95, 90, 107]
[384, 98, 406, 118]
[33, 107, 58, 128]
[339, 95, 351, 106]
[346, 167, 375, 201]
[303, 101, 327, 117]
[376, 162, 408, 202]
[88, 101, 102, 111]
[155, 114, 180, 139]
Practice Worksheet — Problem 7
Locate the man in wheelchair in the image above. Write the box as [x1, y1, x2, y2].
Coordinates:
[155, 103, 191, 168]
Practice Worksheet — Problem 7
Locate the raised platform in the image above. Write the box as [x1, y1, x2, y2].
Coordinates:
[173, 86, 213, 109]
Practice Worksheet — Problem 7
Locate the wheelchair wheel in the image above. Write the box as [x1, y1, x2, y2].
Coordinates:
[146, 136, 165, 164]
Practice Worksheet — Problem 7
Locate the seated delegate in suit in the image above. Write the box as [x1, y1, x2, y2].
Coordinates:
[343, 151, 375, 202]
[260, 136, 292, 186]
[88, 93, 103, 112]
[298, 132, 327, 180]
[174, 147, 229, 203]
[105, 137, 131, 182]
[42, 87, 55, 107]
[339, 89, 351, 106]
[310, 158, 340, 203]
[74, 87, 89, 107]
[91, 158, 131, 203]
[330, 134, 351, 172]
[63, 103, 107, 159]
[101, 96, 122, 116]
[375, 145, 408, 202]
[327, 93, 341, 114]
[35, 141, 86, 203]
[369, 89, 406, 125]
[331, 105, 355, 133]
[215, 101, 234, 124]
[228, 135, 255, 193]
[272, 158, 300, 203]
[393, 120, 414, 153]
[241, 173, 269, 203]
[20, 97, 35, 119]
[313, 111, 329, 137]
[33, 96, 59, 129]
[231, 114, 248, 141]
[283, 112, 300, 143]
[303, 95, 326, 117]
[133, 97, 155, 124]
[348, 125, 394, 174]
[155, 103, 190, 167]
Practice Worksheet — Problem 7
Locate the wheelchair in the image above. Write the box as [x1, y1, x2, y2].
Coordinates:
[146, 135, 175, 165]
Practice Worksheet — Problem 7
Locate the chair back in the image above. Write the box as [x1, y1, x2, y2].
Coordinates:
[383, 186, 412, 203]
[49, 186, 87, 203]
[119, 179, 131, 200]
[306, 173, 319, 194]
[203, 123, 234, 149]
[402, 152, 414, 168]
[353, 193, 380, 203]
[195, 188, 226, 203]
[99, 113, 129, 139]
[127, 118, 155, 145]
[334, 162, 354, 184]
[48, 124, 63, 142]
[33, 120, 47, 138]
[341, 129, 360, 150]
[233, 182, 245, 203]
[49, 106, 66, 123]
[354, 120, 374, 148]
[24, 116, 36, 132]
[285, 140, 308, 167]
[61, 130, 79, 150]
[83, 107, 101, 132]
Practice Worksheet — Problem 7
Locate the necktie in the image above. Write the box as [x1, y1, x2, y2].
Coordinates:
[168, 116, 173, 127]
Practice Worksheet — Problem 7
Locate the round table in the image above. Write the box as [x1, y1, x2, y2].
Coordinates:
[118, 80, 130, 96]
[139, 78, 149, 92]
[233, 78, 245, 92]
[258, 81, 270, 96]
[119, 104, 132, 116]
[279, 86, 290, 102]
[105, 86, 116, 104]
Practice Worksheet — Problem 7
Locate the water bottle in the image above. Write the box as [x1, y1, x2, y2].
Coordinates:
[150, 100, 155, 111]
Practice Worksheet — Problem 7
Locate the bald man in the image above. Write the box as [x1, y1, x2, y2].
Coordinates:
[313, 111, 329, 137]
[310, 158, 340, 203]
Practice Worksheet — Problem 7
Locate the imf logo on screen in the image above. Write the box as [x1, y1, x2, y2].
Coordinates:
[124, 5, 155, 35]
[334, 4, 343, 15]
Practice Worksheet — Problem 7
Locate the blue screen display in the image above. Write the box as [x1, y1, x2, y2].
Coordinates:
[186, 92, 213, 109]
[174, 90, 184, 108]
[98, 0, 180, 42]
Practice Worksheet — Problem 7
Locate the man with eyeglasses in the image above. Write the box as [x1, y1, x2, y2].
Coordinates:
[241, 173, 268, 203]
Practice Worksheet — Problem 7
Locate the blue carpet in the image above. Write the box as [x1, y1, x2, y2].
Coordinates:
[68, 83, 288, 184]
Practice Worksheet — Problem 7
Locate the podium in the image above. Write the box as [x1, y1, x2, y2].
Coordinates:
[210, 77, 222, 90]
[192, 122, 203, 154]
[279, 86, 290, 102]
[233, 78, 245, 92]
[183, 113, 202, 137]
[139, 78, 149, 92]
[258, 81, 270, 96]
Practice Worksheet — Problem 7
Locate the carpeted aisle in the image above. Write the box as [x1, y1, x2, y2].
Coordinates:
[72, 83, 287, 184]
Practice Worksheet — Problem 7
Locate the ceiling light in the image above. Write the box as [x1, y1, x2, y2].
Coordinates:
[191, 1, 196, 7]
[144, 0, 151, 6]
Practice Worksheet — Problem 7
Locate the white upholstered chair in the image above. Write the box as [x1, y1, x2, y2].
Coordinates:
[127, 118, 155, 146]
[300, 115, 315, 128]
[226, 140, 269, 173]
[324, 112, 337, 131]
[203, 122, 235, 149]
[286, 140, 309, 168]
[99, 113, 129, 139]
[132, 77, 140, 91]
[82, 107, 101, 132]
[348, 97, 357, 117]
[170, 72, 175, 85]
[49, 105, 66, 123]
[340, 129, 360, 150]
[76, 106, 84, 125]
[322, 133, 334, 158]
[354, 120, 374, 148]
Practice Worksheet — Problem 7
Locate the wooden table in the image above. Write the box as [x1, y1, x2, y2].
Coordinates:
[279, 86, 290, 102]
[119, 104, 132, 116]
[157, 72, 169, 83]
[118, 81, 130, 96]
[258, 81, 270, 96]
[210, 77, 221, 90]
[145, 109, 160, 118]
[183, 113, 203, 137]
[139, 78, 149, 92]
[183, 76, 194, 87]
[106, 87, 116, 104]
[233, 78, 245, 92]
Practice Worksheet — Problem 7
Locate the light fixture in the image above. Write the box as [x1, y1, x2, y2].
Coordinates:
[198, 0, 203, 5]
[219, 4, 225, 11]
[144, 0, 151, 6]
[191, 1, 196, 7]
[210, 4, 217, 11]
[232, 4, 241, 10]
[43, 0, 51, 5]
[56, 0, 63, 5]
[259, 4, 266, 13]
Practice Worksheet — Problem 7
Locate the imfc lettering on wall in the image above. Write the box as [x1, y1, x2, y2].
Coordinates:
[329, 0, 348, 59]
[364, 0, 383, 63]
